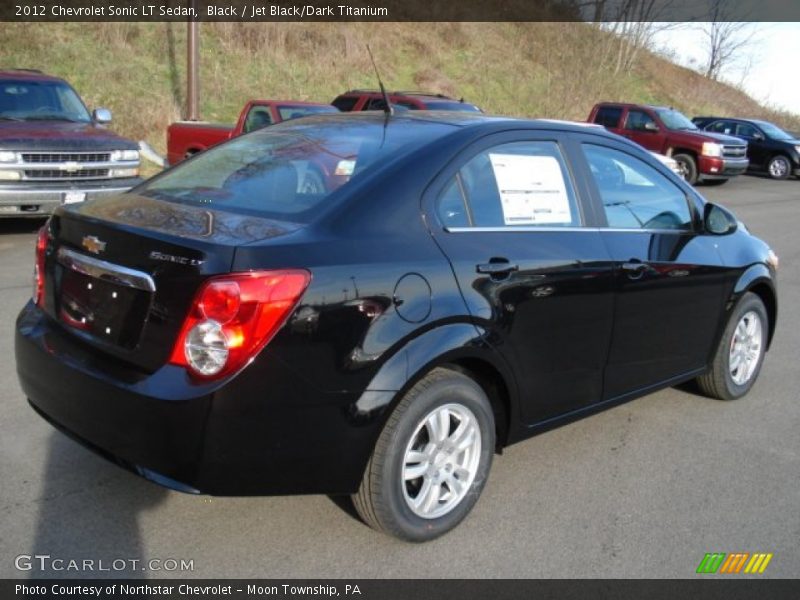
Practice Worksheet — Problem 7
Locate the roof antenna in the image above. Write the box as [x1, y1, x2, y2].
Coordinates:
[366, 44, 393, 116]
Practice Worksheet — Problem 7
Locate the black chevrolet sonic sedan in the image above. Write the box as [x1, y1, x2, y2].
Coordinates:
[16, 112, 778, 541]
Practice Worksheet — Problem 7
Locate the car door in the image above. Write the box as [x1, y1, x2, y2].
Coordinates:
[425, 132, 616, 424]
[621, 109, 667, 153]
[577, 139, 731, 400]
[736, 122, 768, 168]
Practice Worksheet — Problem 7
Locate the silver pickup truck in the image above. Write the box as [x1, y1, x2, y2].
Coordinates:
[0, 69, 141, 218]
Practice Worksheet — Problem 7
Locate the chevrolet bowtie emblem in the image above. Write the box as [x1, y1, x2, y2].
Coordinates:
[82, 235, 107, 254]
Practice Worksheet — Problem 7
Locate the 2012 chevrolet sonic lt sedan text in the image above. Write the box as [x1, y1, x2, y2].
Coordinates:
[16, 113, 778, 541]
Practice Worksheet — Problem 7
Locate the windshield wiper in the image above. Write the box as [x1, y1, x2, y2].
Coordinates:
[0, 115, 24, 121]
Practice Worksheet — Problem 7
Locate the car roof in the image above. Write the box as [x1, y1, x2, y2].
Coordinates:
[695, 116, 776, 127]
[251, 100, 336, 107]
[0, 69, 63, 83]
[270, 110, 621, 137]
[341, 89, 456, 99]
[596, 102, 677, 112]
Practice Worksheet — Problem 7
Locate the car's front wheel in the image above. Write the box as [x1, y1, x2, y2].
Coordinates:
[353, 367, 495, 542]
[673, 153, 698, 184]
[696, 292, 768, 400]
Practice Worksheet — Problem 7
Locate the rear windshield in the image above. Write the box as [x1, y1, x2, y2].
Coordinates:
[137, 118, 455, 223]
[277, 104, 339, 121]
[425, 102, 482, 112]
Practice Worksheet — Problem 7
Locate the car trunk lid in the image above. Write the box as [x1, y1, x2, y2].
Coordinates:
[42, 193, 301, 373]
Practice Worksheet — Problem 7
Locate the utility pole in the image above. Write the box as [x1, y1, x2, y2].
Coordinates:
[186, 11, 199, 121]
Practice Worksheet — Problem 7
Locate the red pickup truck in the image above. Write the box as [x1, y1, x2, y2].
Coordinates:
[166, 100, 339, 165]
[588, 102, 749, 185]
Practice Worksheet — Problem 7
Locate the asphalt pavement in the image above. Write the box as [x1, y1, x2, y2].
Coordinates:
[0, 174, 798, 579]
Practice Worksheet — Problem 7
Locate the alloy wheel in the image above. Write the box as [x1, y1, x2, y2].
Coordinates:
[729, 310, 763, 386]
[401, 403, 482, 519]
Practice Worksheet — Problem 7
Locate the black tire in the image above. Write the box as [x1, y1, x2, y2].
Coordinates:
[696, 292, 768, 400]
[673, 153, 698, 185]
[353, 367, 495, 542]
[767, 155, 791, 180]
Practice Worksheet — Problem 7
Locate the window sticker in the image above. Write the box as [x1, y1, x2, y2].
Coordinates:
[488, 153, 573, 225]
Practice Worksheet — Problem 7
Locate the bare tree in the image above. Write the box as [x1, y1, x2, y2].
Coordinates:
[581, 0, 681, 75]
[702, 0, 756, 81]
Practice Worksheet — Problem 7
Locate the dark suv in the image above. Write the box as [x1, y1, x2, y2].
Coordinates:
[332, 89, 482, 113]
[693, 116, 800, 180]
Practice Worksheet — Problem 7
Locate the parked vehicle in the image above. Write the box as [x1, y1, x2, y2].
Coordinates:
[650, 151, 683, 176]
[332, 89, 482, 113]
[166, 100, 339, 165]
[0, 69, 141, 218]
[588, 102, 749, 185]
[693, 116, 800, 180]
[17, 112, 778, 542]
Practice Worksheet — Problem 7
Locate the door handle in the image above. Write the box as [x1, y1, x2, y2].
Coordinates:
[476, 261, 519, 276]
[622, 261, 648, 279]
[622, 262, 648, 272]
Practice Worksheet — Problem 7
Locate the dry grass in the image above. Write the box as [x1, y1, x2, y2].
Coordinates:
[1, 22, 797, 158]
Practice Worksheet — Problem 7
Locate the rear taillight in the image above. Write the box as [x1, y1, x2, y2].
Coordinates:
[169, 270, 311, 379]
[33, 224, 50, 307]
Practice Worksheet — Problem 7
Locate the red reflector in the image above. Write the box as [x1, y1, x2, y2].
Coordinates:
[34, 224, 49, 307]
[170, 270, 311, 379]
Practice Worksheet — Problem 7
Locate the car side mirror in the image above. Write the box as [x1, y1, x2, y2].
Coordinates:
[644, 121, 658, 132]
[704, 203, 738, 235]
[752, 132, 765, 141]
[93, 108, 112, 124]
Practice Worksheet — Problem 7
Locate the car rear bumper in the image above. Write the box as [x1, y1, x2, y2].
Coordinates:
[0, 179, 141, 217]
[15, 301, 376, 496]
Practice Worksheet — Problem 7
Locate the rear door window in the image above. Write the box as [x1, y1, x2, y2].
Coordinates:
[436, 141, 580, 229]
[708, 120, 735, 135]
[593, 106, 623, 128]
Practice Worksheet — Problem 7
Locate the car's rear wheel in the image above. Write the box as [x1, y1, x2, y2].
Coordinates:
[696, 292, 768, 400]
[767, 155, 791, 180]
[353, 367, 495, 542]
[672, 153, 698, 184]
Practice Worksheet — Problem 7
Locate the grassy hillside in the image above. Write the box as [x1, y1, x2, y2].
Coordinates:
[2, 21, 798, 163]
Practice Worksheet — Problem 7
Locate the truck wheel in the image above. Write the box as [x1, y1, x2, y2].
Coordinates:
[696, 292, 768, 400]
[672, 153, 698, 184]
[353, 367, 495, 542]
[767, 155, 791, 180]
